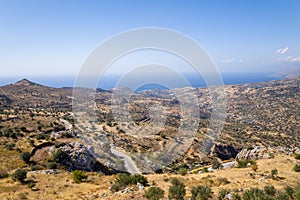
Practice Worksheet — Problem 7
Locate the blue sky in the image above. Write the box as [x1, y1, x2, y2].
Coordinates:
[1, 0, 300, 78]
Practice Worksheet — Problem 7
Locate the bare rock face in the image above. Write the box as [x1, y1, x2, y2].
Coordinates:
[235, 146, 275, 160]
[57, 142, 98, 172]
[210, 143, 239, 160]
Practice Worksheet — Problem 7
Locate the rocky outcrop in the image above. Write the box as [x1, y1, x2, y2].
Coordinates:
[210, 143, 239, 160]
[236, 146, 300, 161]
[57, 142, 98, 172]
[236, 146, 275, 160]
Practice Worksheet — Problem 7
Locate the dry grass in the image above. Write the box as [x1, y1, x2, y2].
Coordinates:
[0, 145, 25, 171]
[0, 154, 299, 200]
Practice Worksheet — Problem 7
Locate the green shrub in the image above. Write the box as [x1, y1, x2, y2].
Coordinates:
[251, 164, 258, 172]
[178, 168, 187, 176]
[55, 142, 66, 148]
[20, 152, 31, 163]
[145, 186, 164, 200]
[264, 185, 277, 196]
[232, 193, 241, 200]
[191, 185, 212, 200]
[29, 139, 35, 147]
[12, 169, 27, 183]
[168, 178, 186, 200]
[27, 182, 36, 189]
[111, 174, 132, 192]
[242, 188, 265, 200]
[31, 165, 42, 171]
[51, 149, 69, 162]
[47, 162, 57, 169]
[111, 174, 148, 192]
[202, 167, 208, 173]
[34, 134, 47, 140]
[72, 170, 88, 183]
[212, 158, 223, 169]
[293, 164, 300, 172]
[131, 174, 148, 185]
[276, 192, 289, 200]
[284, 186, 294, 199]
[5, 143, 15, 150]
[218, 189, 231, 200]
[271, 169, 278, 180]
[294, 153, 300, 160]
[294, 185, 300, 200]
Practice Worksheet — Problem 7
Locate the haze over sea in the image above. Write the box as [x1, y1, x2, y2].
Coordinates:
[0, 72, 283, 92]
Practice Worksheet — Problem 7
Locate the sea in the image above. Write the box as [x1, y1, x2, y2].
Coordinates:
[0, 72, 283, 92]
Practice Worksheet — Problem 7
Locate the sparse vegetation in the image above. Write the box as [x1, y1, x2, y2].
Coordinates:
[11, 169, 27, 183]
[293, 164, 300, 172]
[191, 185, 212, 200]
[72, 170, 88, 183]
[178, 168, 187, 176]
[294, 153, 300, 160]
[271, 169, 278, 180]
[145, 186, 164, 200]
[20, 152, 31, 163]
[218, 189, 231, 200]
[212, 158, 223, 169]
[111, 174, 148, 192]
[264, 185, 277, 196]
[168, 178, 186, 200]
[237, 160, 256, 168]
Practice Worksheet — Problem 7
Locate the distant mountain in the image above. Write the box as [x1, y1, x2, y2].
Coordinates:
[0, 78, 73, 110]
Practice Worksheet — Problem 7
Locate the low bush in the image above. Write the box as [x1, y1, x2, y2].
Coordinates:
[47, 162, 57, 169]
[12, 169, 27, 183]
[293, 164, 300, 172]
[271, 169, 278, 180]
[212, 158, 223, 169]
[242, 188, 265, 200]
[294, 185, 300, 200]
[294, 153, 300, 160]
[72, 170, 88, 183]
[232, 193, 241, 200]
[277, 192, 289, 200]
[111, 173, 148, 192]
[5, 143, 15, 150]
[284, 186, 294, 199]
[218, 189, 230, 200]
[168, 178, 186, 200]
[178, 168, 187, 176]
[145, 186, 164, 200]
[264, 185, 276, 196]
[191, 185, 212, 200]
[51, 149, 69, 163]
[20, 152, 31, 163]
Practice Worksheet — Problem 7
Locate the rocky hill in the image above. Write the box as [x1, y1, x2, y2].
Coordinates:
[0, 77, 299, 172]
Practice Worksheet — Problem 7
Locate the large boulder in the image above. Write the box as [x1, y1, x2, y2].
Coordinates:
[210, 143, 239, 160]
[56, 142, 98, 172]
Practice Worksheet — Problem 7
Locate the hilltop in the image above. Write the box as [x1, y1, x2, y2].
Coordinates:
[0, 77, 299, 199]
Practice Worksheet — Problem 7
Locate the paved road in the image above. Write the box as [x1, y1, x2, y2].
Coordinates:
[111, 148, 140, 174]
[60, 119, 72, 130]
[207, 161, 236, 172]
[222, 161, 236, 169]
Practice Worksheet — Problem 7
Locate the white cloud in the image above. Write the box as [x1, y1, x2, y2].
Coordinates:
[286, 56, 300, 62]
[219, 58, 244, 63]
[276, 47, 289, 54]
